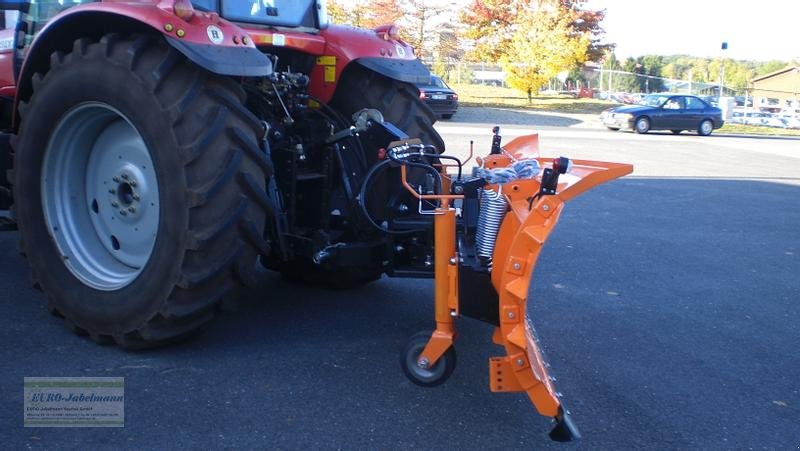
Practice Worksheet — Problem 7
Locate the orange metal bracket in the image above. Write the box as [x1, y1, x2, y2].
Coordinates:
[398, 164, 463, 368]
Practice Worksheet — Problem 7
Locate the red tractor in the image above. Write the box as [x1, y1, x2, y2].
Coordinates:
[0, 1, 631, 441]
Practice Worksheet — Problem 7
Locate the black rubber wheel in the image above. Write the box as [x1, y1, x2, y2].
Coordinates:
[634, 117, 650, 134]
[606, 126, 619, 131]
[698, 119, 714, 136]
[331, 64, 445, 152]
[670, 129, 682, 134]
[12, 35, 270, 348]
[401, 331, 457, 387]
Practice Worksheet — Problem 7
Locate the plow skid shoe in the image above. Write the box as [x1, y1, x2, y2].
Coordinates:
[482, 136, 632, 442]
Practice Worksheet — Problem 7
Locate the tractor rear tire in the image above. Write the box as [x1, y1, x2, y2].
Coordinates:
[285, 65, 445, 289]
[12, 35, 269, 348]
[331, 64, 445, 152]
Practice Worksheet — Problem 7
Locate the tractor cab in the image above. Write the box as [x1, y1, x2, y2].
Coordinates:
[191, 0, 329, 30]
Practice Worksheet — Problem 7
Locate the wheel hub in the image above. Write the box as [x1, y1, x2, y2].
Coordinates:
[42, 103, 160, 291]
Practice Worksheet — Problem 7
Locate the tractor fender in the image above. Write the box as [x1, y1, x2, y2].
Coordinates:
[15, 3, 272, 115]
[353, 57, 431, 85]
[307, 24, 431, 102]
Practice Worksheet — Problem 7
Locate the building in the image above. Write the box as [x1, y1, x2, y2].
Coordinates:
[750, 66, 800, 112]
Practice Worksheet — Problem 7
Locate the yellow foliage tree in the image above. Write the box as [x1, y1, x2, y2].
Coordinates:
[500, 8, 589, 101]
[326, 0, 352, 24]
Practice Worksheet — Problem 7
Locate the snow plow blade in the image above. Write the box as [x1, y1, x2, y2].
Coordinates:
[397, 133, 631, 441]
[486, 137, 632, 441]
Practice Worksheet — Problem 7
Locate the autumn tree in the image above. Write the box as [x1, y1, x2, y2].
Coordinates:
[361, 0, 404, 28]
[326, 0, 348, 24]
[402, 0, 447, 59]
[500, 8, 589, 101]
[458, 0, 522, 62]
[558, 0, 613, 62]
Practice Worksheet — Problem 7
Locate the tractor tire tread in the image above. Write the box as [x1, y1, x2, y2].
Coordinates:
[13, 34, 269, 348]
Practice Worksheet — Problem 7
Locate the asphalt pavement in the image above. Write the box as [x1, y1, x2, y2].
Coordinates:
[1, 108, 799, 449]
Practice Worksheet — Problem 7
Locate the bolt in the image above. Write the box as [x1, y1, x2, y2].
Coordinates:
[129, 179, 137, 187]
[121, 173, 129, 180]
[111, 201, 119, 208]
[394, 245, 404, 252]
[453, 185, 464, 194]
[398, 204, 409, 213]
[507, 311, 515, 319]
[513, 262, 521, 270]
[128, 207, 136, 213]
[132, 193, 140, 201]
[450, 310, 457, 317]
[119, 210, 127, 216]
[113, 176, 120, 183]
[417, 358, 430, 369]
[516, 358, 525, 367]
[542, 204, 550, 211]
[449, 257, 457, 265]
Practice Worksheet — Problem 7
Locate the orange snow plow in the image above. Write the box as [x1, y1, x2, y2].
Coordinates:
[396, 130, 632, 441]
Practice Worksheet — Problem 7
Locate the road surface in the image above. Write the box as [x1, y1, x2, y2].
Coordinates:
[1, 107, 798, 449]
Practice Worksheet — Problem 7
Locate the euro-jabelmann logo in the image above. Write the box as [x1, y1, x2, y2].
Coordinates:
[24, 377, 124, 427]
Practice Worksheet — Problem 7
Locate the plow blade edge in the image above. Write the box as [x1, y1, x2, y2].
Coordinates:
[486, 140, 632, 440]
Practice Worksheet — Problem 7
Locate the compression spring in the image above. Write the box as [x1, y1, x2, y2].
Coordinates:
[475, 188, 508, 265]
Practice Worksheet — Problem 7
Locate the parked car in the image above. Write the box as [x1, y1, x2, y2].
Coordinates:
[600, 94, 724, 136]
[416, 75, 458, 119]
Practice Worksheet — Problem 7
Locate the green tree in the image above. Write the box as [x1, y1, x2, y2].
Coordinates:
[500, 8, 589, 101]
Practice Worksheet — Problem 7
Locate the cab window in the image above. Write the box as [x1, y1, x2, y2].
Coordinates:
[685, 97, 708, 109]
[663, 97, 685, 110]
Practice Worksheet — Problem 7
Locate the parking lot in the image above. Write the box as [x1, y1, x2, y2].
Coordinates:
[2, 107, 799, 449]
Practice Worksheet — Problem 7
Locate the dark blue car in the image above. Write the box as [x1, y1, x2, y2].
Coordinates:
[416, 75, 458, 119]
[601, 94, 724, 136]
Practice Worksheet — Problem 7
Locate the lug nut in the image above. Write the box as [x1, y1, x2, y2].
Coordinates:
[119, 210, 127, 216]
[111, 201, 119, 207]
[113, 176, 120, 182]
[132, 193, 140, 201]
[129, 180, 137, 187]
[128, 207, 136, 213]
[121, 174, 129, 180]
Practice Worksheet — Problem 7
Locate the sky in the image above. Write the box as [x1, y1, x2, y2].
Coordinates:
[338, 0, 800, 62]
[583, 0, 800, 61]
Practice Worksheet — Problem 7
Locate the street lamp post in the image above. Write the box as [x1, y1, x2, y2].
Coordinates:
[719, 41, 728, 100]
